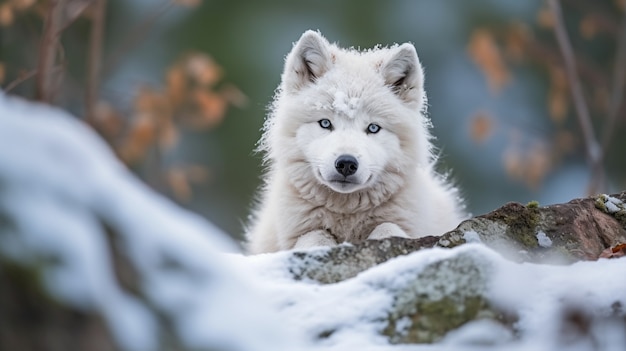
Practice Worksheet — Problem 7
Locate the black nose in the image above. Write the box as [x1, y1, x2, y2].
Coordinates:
[335, 155, 358, 177]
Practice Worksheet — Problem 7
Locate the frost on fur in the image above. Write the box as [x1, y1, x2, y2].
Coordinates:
[246, 30, 466, 254]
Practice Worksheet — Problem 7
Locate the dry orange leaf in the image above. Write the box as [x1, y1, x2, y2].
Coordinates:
[185, 165, 210, 183]
[504, 22, 531, 62]
[502, 146, 525, 181]
[0, 62, 5, 84]
[469, 112, 494, 144]
[579, 16, 597, 39]
[220, 83, 249, 108]
[548, 67, 569, 123]
[175, 0, 202, 7]
[553, 130, 576, 156]
[467, 28, 510, 94]
[167, 167, 192, 202]
[10, 0, 36, 11]
[599, 243, 626, 259]
[537, 7, 554, 28]
[166, 65, 187, 108]
[193, 89, 226, 127]
[159, 118, 179, 150]
[186, 54, 222, 87]
[92, 101, 123, 139]
[502, 139, 552, 190]
[120, 115, 156, 163]
[525, 142, 551, 190]
[0, 3, 14, 27]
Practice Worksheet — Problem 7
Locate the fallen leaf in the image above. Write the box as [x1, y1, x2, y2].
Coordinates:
[599, 243, 626, 259]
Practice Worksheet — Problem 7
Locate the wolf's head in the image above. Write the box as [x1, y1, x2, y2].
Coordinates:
[260, 31, 435, 208]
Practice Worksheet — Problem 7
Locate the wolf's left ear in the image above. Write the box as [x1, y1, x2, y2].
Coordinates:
[382, 43, 424, 105]
[282, 30, 332, 94]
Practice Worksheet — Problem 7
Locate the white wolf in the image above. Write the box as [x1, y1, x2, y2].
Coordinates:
[246, 30, 465, 254]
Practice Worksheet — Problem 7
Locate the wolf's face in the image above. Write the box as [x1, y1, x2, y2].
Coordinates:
[264, 31, 431, 198]
[295, 105, 401, 193]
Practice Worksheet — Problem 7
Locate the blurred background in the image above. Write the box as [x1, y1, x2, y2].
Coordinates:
[1, 0, 625, 243]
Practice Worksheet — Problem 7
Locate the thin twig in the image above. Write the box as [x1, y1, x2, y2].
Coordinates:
[547, 0, 604, 194]
[600, 15, 626, 157]
[4, 69, 38, 92]
[85, 0, 107, 121]
[57, 0, 91, 34]
[101, 0, 176, 77]
[35, 0, 66, 103]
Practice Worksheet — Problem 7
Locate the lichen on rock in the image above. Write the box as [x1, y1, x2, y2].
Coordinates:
[382, 249, 502, 344]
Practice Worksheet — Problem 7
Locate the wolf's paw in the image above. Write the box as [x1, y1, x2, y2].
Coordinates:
[293, 230, 337, 249]
[367, 222, 410, 240]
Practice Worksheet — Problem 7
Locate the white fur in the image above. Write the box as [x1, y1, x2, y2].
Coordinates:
[246, 30, 466, 254]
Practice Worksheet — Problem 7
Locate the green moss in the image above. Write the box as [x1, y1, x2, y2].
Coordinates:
[484, 203, 541, 249]
[594, 195, 608, 213]
[526, 200, 540, 209]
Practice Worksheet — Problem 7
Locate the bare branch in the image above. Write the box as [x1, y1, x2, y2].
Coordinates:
[600, 15, 626, 157]
[85, 0, 107, 121]
[35, 0, 67, 104]
[546, 0, 604, 194]
[102, 0, 176, 77]
[5, 69, 38, 93]
[57, 0, 91, 34]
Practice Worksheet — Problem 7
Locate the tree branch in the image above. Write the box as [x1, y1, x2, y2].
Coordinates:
[547, 0, 604, 194]
[35, 0, 66, 104]
[600, 14, 626, 159]
[101, 0, 176, 77]
[85, 0, 107, 121]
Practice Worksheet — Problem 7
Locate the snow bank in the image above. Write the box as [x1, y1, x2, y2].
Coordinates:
[0, 93, 293, 351]
[1, 93, 625, 351]
[228, 244, 626, 350]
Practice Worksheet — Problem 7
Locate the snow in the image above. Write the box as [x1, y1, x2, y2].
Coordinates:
[1, 93, 625, 351]
[463, 230, 482, 243]
[0, 93, 291, 351]
[332, 90, 359, 119]
[599, 194, 624, 214]
[536, 230, 552, 248]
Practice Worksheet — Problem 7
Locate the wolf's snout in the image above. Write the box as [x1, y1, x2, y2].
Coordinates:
[335, 155, 358, 177]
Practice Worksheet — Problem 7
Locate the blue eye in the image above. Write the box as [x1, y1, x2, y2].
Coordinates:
[367, 123, 381, 134]
[319, 119, 332, 130]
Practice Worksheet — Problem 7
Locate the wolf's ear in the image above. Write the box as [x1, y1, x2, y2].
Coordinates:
[381, 43, 424, 105]
[283, 30, 332, 93]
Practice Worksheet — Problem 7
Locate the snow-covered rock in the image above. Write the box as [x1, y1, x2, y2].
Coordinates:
[1, 93, 625, 351]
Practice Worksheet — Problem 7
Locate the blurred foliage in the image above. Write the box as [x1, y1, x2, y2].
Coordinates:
[466, 0, 626, 193]
[1, 0, 625, 239]
[0, 0, 245, 204]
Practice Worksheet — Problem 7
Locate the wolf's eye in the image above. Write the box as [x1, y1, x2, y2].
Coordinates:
[318, 119, 332, 130]
[367, 123, 381, 134]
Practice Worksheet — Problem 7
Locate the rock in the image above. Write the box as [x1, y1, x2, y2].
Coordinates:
[382, 250, 499, 344]
[2, 94, 626, 350]
[292, 192, 626, 285]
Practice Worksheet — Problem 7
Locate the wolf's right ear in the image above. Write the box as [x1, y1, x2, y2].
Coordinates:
[282, 30, 332, 93]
